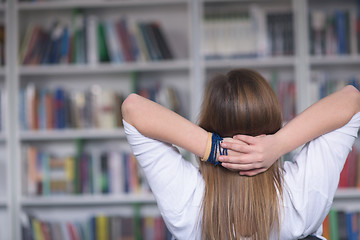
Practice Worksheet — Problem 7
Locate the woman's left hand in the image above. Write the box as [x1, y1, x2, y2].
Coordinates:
[219, 134, 281, 176]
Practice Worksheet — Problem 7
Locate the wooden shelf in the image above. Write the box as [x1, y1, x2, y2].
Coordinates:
[205, 56, 295, 69]
[17, 0, 188, 10]
[20, 128, 126, 141]
[21, 194, 156, 207]
[19, 60, 190, 76]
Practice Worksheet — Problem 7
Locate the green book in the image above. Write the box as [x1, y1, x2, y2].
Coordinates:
[74, 139, 83, 194]
[41, 152, 50, 196]
[329, 209, 339, 240]
[97, 22, 110, 62]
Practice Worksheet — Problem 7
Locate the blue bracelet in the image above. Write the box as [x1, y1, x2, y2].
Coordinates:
[207, 133, 228, 166]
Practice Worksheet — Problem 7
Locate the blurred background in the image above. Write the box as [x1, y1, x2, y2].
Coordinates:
[0, 0, 359, 239]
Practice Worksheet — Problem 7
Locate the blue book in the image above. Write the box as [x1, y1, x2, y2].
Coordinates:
[346, 212, 359, 240]
[104, 20, 123, 63]
[38, 88, 47, 130]
[123, 153, 130, 193]
[335, 10, 347, 54]
[60, 26, 70, 63]
[54, 88, 66, 129]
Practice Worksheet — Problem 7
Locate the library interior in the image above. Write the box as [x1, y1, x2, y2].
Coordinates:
[0, 0, 359, 239]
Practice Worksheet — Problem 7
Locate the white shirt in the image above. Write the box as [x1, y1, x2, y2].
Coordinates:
[124, 112, 360, 240]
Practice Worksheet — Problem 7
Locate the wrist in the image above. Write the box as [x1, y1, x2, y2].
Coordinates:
[272, 132, 288, 158]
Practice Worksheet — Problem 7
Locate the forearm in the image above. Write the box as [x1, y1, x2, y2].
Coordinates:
[276, 85, 360, 156]
[122, 93, 208, 158]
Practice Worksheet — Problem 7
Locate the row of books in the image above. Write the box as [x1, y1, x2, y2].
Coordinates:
[309, 8, 360, 56]
[311, 72, 360, 103]
[19, 82, 183, 131]
[339, 147, 360, 189]
[19, 84, 124, 131]
[19, 11, 174, 66]
[323, 209, 360, 240]
[202, 5, 294, 59]
[23, 144, 149, 196]
[22, 214, 172, 240]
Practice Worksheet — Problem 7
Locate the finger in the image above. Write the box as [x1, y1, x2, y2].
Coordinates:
[218, 153, 256, 164]
[239, 168, 267, 176]
[233, 135, 257, 145]
[221, 162, 260, 171]
[220, 142, 252, 153]
[256, 134, 266, 138]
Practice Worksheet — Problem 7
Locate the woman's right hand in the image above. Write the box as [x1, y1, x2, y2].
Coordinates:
[219, 134, 283, 176]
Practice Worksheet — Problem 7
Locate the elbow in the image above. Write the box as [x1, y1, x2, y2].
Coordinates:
[121, 93, 140, 125]
[343, 85, 360, 114]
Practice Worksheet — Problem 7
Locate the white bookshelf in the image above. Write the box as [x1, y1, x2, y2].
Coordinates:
[1, 0, 358, 239]
[0, 132, 6, 142]
[21, 194, 155, 207]
[204, 56, 296, 69]
[20, 128, 126, 140]
[335, 189, 360, 199]
[19, 60, 191, 76]
[0, 198, 6, 207]
[310, 55, 360, 66]
[17, 0, 188, 10]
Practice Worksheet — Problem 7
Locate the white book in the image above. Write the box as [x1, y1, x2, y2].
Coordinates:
[105, 19, 123, 63]
[86, 15, 99, 65]
[251, 5, 267, 57]
[350, 10, 358, 56]
[98, 90, 116, 129]
[109, 151, 124, 194]
[91, 151, 101, 195]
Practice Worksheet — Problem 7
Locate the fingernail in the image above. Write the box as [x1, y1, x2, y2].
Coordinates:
[221, 143, 227, 148]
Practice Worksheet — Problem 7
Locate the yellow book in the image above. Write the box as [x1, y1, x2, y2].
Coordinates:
[32, 219, 45, 240]
[96, 215, 109, 240]
[65, 157, 75, 193]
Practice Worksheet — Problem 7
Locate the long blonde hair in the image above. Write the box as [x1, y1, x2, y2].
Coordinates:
[198, 69, 283, 239]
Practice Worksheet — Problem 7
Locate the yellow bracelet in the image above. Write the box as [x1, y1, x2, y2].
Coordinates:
[201, 132, 212, 162]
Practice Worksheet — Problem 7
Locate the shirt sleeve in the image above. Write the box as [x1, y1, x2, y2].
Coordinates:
[281, 112, 360, 238]
[123, 120, 204, 239]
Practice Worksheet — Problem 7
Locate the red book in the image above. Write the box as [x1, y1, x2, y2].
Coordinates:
[23, 25, 41, 65]
[40, 222, 51, 240]
[67, 222, 79, 240]
[347, 148, 358, 187]
[115, 19, 133, 62]
[339, 149, 353, 188]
